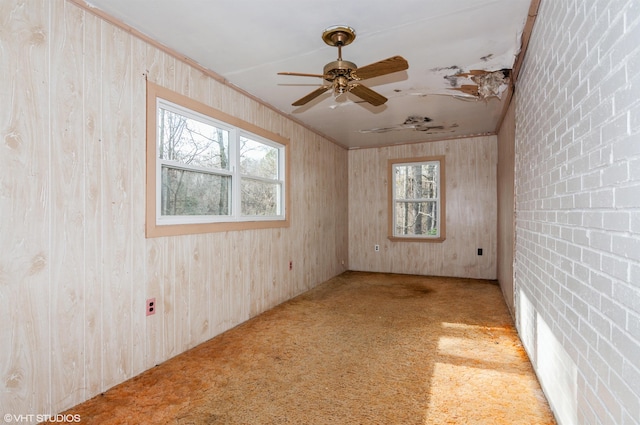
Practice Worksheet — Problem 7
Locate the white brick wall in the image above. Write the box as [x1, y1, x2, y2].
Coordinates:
[515, 1, 640, 424]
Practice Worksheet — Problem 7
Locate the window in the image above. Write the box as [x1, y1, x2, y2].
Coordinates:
[388, 156, 445, 242]
[146, 82, 289, 237]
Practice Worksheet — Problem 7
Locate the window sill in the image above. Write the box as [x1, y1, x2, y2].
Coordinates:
[387, 236, 446, 243]
[146, 218, 290, 238]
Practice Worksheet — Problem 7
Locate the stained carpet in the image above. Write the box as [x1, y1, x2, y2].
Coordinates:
[49, 271, 556, 424]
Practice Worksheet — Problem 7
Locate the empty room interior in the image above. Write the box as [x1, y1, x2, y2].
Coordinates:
[1, 0, 639, 424]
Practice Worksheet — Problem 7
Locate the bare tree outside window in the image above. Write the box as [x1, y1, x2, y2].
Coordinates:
[239, 137, 280, 216]
[158, 108, 231, 216]
[392, 160, 441, 238]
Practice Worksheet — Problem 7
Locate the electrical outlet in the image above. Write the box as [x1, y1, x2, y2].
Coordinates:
[375, 244, 380, 252]
[289, 260, 293, 270]
[477, 248, 483, 256]
[146, 298, 156, 316]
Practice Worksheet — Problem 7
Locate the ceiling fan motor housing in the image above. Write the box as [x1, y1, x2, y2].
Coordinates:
[324, 60, 357, 77]
[323, 60, 358, 93]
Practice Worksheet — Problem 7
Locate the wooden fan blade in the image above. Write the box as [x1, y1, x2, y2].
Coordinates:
[354, 56, 409, 80]
[292, 86, 331, 106]
[349, 84, 387, 106]
[278, 71, 327, 78]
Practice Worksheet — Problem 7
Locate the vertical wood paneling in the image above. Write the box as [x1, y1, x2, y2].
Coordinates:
[302, 139, 320, 288]
[497, 98, 516, 315]
[82, 9, 104, 399]
[188, 237, 209, 345]
[236, 232, 251, 322]
[446, 141, 475, 270]
[173, 237, 191, 354]
[50, 0, 85, 411]
[100, 22, 132, 390]
[162, 238, 176, 359]
[144, 239, 163, 368]
[348, 136, 497, 279]
[189, 69, 210, 105]
[130, 37, 149, 377]
[0, 0, 51, 414]
[173, 59, 189, 99]
[350, 147, 391, 272]
[141, 41, 166, 367]
[1, 0, 348, 415]
[478, 135, 498, 277]
[289, 125, 308, 296]
[269, 229, 282, 307]
[248, 232, 262, 317]
[208, 233, 226, 336]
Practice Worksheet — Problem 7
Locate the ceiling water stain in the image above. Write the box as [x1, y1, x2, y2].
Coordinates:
[448, 69, 511, 100]
[359, 116, 457, 134]
[430, 65, 462, 73]
[404, 116, 432, 125]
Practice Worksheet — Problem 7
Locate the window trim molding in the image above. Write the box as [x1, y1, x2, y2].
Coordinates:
[146, 81, 290, 238]
[387, 155, 446, 243]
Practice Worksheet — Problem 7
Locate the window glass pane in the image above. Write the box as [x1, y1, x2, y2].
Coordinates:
[394, 201, 439, 236]
[394, 163, 439, 199]
[241, 179, 279, 216]
[240, 136, 279, 179]
[158, 108, 230, 170]
[161, 166, 231, 216]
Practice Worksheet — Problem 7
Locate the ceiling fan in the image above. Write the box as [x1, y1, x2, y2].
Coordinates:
[278, 26, 409, 107]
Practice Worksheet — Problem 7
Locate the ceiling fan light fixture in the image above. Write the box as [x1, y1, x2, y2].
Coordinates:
[334, 76, 350, 94]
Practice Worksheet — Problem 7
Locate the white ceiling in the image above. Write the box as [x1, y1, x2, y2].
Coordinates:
[83, 0, 532, 149]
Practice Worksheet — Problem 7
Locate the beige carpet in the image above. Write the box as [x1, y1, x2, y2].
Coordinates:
[51, 271, 556, 424]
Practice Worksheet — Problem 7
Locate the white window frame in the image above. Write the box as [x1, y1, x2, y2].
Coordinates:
[236, 132, 286, 220]
[146, 82, 289, 238]
[388, 156, 446, 242]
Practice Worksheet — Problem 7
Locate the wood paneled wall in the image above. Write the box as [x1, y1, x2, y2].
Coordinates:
[497, 98, 516, 316]
[0, 0, 348, 415]
[348, 136, 497, 279]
